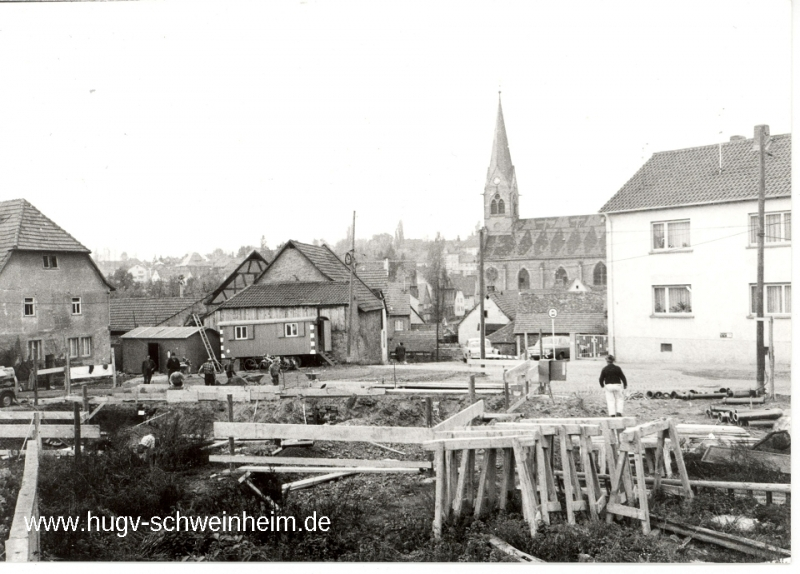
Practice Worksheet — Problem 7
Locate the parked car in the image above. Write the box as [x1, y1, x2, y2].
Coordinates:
[1, 366, 19, 408]
[527, 336, 571, 360]
[462, 338, 500, 361]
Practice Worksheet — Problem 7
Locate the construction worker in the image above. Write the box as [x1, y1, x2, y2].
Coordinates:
[269, 358, 281, 386]
[599, 355, 628, 417]
[135, 434, 156, 464]
[166, 351, 181, 382]
[201, 358, 216, 386]
[169, 369, 185, 389]
[141, 355, 156, 385]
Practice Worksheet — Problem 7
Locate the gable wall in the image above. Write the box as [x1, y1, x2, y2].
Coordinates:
[260, 248, 328, 283]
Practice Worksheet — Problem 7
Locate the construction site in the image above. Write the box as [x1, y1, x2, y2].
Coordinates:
[0, 358, 791, 563]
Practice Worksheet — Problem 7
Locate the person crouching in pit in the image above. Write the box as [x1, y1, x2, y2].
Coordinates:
[599, 355, 627, 417]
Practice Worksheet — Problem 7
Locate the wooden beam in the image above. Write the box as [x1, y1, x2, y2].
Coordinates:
[282, 472, 356, 493]
[213, 422, 433, 444]
[432, 400, 485, 431]
[494, 422, 602, 436]
[486, 534, 546, 563]
[0, 411, 76, 420]
[5, 440, 40, 562]
[701, 445, 790, 474]
[209, 455, 432, 469]
[423, 434, 538, 451]
[0, 425, 100, 439]
[621, 419, 671, 440]
[238, 466, 422, 474]
[511, 417, 635, 430]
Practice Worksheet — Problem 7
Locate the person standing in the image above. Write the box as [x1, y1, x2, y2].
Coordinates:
[394, 342, 407, 364]
[225, 359, 235, 382]
[599, 355, 627, 417]
[268, 358, 281, 386]
[141, 355, 156, 385]
[166, 351, 181, 383]
[201, 358, 217, 386]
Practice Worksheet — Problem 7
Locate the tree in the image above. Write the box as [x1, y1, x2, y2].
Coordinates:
[424, 233, 449, 354]
[107, 268, 135, 292]
[395, 220, 404, 246]
[237, 245, 257, 258]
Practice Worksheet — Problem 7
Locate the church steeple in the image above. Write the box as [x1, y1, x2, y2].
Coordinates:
[484, 93, 519, 235]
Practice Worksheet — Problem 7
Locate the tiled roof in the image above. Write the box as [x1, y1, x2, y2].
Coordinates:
[601, 134, 792, 213]
[111, 297, 202, 332]
[489, 290, 520, 320]
[488, 321, 516, 344]
[514, 313, 606, 335]
[488, 97, 515, 184]
[484, 214, 606, 261]
[384, 285, 412, 317]
[217, 281, 384, 312]
[355, 266, 389, 292]
[518, 290, 606, 315]
[120, 326, 211, 340]
[449, 274, 477, 298]
[0, 199, 113, 287]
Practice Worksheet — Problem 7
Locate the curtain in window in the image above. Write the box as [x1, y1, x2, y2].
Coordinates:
[669, 286, 691, 313]
[652, 223, 665, 249]
[654, 287, 666, 313]
[767, 285, 782, 313]
[765, 213, 782, 242]
[667, 221, 690, 248]
[749, 215, 758, 244]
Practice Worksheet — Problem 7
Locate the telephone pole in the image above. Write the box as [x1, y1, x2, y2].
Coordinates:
[346, 211, 356, 361]
[754, 124, 768, 393]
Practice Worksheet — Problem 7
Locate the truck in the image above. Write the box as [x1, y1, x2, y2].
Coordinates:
[0, 366, 19, 408]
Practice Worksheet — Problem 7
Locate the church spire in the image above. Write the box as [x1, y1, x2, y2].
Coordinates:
[487, 92, 514, 184]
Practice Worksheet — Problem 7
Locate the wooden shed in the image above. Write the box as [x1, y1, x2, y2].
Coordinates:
[119, 326, 220, 374]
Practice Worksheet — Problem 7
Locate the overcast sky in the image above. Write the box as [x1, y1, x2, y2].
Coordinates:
[0, 0, 791, 261]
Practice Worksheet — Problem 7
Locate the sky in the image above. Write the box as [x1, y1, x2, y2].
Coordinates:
[0, 0, 792, 262]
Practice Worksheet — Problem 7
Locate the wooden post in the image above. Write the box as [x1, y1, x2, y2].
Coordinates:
[64, 352, 71, 396]
[228, 394, 235, 473]
[755, 124, 768, 393]
[468, 375, 476, 404]
[433, 443, 445, 538]
[73, 402, 81, 464]
[33, 375, 38, 407]
[425, 398, 433, 427]
[499, 447, 514, 511]
[82, 385, 89, 412]
[34, 412, 41, 448]
[111, 350, 118, 388]
[768, 316, 775, 400]
[503, 381, 509, 410]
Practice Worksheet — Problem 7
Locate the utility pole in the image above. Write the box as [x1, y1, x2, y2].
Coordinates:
[754, 125, 768, 394]
[479, 227, 486, 360]
[346, 211, 356, 361]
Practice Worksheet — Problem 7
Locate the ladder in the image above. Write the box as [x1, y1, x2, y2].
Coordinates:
[192, 314, 223, 373]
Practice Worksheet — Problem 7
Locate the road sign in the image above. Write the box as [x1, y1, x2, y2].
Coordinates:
[548, 308, 558, 319]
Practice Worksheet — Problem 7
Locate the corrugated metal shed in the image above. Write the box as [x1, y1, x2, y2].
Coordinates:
[120, 326, 210, 339]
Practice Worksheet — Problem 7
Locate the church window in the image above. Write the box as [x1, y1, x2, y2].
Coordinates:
[518, 268, 530, 290]
[555, 267, 568, 287]
[498, 199, 505, 214]
[593, 262, 607, 286]
[490, 200, 498, 215]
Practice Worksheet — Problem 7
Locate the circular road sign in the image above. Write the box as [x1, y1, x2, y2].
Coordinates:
[548, 308, 558, 319]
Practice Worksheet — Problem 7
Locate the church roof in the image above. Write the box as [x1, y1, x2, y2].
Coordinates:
[484, 214, 606, 261]
[487, 96, 515, 185]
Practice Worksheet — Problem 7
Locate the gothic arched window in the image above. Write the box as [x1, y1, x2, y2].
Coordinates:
[490, 200, 498, 215]
[555, 267, 568, 287]
[498, 199, 505, 214]
[593, 262, 607, 286]
[518, 268, 530, 290]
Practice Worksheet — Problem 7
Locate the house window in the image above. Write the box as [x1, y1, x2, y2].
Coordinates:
[661, 343, 673, 352]
[28, 340, 42, 362]
[394, 320, 404, 332]
[284, 323, 299, 337]
[653, 285, 692, 314]
[23, 297, 35, 317]
[652, 219, 691, 250]
[71, 297, 82, 315]
[68, 337, 80, 358]
[518, 268, 530, 290]
[234, 326, 248, 340]
[593, 262, 607, 286]
[80, 337, 92, 357]
[42, 255, 58, 269]
[750, 283, 791, 315]
[555, 267, 568, 287]
[749, 211, 791, 245]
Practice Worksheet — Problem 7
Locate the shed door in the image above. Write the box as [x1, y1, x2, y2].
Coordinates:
[319, 317, 332, 352]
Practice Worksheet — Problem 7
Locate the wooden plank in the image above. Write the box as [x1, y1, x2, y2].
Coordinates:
[435, 429, 539, 440]
[702, 445, 790, 474]
[633, 432, 650, 533]
[5, 439, 40, 562]
[514, 417, 635, 430]
[482, 413, 521, 420]
[209, 455, 431, 469]
[0, 411, 76, 420]
[214, 422, 433, 444]
[239, 465, 422, 474]
[282, 472, 355, 493]
[433, 400, 486, 432]
[423, 434, 538, 451]
[486, 534, 546, 563]
[452, 449, 470, 517]
[513, 441, 539, 536]
[606, 502, 647, 520]
[495, 422, 602, 436]
[621, 420, 671, 441]
[0, 425, 100, 439]
[433, 444, 445, 539]
[498, 448, 514, 511]
[280, 388, 386, 398]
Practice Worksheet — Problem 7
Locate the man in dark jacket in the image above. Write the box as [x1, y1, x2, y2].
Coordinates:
[394, 342, 406, 364]
[166, 351, 181, 383]
[141, 355, 156, 385]
[599, 355, 627, 417]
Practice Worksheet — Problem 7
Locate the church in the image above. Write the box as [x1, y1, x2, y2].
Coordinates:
[481, 97, 607, 293]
